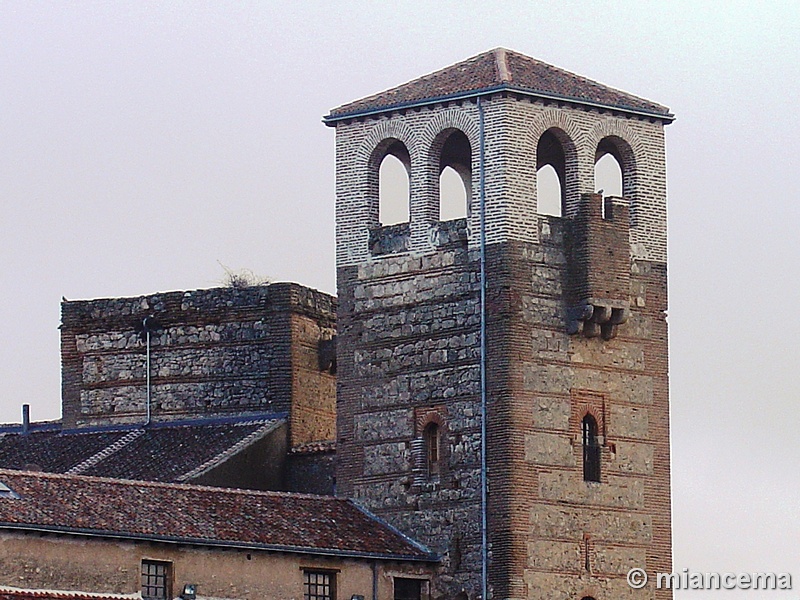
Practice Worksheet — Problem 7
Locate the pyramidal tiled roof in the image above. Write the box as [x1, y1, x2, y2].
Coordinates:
[326, 48, 671, 121]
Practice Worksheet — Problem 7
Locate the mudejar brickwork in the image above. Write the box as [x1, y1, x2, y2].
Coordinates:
[326, 49, 674, 600]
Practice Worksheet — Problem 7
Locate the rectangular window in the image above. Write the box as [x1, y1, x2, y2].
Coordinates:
[394, 578, 423, 600]
[304, 570, 335, 600]
[141, 560, 171, 599]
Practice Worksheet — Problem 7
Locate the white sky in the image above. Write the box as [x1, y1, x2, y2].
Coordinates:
[2, 1, 799, 596]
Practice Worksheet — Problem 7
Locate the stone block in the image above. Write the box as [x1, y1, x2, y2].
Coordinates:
[525, 432, 575, 467]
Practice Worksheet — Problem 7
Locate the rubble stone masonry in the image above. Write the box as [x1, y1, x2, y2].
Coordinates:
[60, 283, 336, 435]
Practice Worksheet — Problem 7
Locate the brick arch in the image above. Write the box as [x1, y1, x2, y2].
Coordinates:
[358, 118, 420, 166]
[587, 118, 646, 221]
[419, 109, 480, 224]
[358, 119, 420, 228]
[525, 109, 585, 216]
[415, 405, 447, 435]
[419, 108, 480, 151]
[579, 405, 604, 434]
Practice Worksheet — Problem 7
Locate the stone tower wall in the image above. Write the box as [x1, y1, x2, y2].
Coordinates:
[334, 93, 671, 600]
[60, 283, 336, 431]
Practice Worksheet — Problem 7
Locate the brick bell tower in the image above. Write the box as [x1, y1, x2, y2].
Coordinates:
[325, 49, 674, 600]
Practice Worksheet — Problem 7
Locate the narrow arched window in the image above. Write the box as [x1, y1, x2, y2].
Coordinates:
[594, 152, 623, 198]
[536, 129, 568, 216]
[582, 414, 600, 482]
[379, 152, 411, 225]
[536, 164, 562, 216]
[423, 423, 440, 477]
[437, 129, 471, 220]
[439, 166, 468, 220]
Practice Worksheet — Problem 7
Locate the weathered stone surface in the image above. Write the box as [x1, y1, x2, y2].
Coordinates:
[525, 432, 576, 467]
[364, 442, 410, 476]
[527, 540, 582, 571]
[531, 397, 571, 431]
[523, 364, 573, 394]
[353, 409, 413, 442]
[594, 543, 646, 576]
[539, 472, 646, 509]
[573, 369, 654, 405]
[609, 405, 650, 439]
[570, 340, 645, 371]
[610, 441, 654, 475]
[524, 571, 652, 600]
[531, 504, 653, 544]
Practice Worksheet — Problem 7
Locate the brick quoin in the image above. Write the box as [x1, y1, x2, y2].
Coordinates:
[327, 49, 673, 600]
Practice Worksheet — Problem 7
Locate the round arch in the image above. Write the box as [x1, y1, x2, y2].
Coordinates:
[526, 110, 582, 217]
[358, 119, 420, 228]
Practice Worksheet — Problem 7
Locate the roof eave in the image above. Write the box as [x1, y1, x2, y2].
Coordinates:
[0, 522, 440, 563]
[323, 84, 674, 126]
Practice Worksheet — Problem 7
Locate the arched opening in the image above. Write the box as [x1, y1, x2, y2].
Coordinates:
[594, 153, 623, 198]
[536, 129, 568, 216]
[440, 166, 467, 221]
[536, 164, 562, 216]
[594, 134, 637, 200]
[423, 422, 440, 477]
[582, 414, 601, 483]
[372, 139, 411, 226]
[379, 153, 410, 225]
[437, 129, 471, 221]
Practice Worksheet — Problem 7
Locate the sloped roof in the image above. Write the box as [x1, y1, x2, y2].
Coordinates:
[0, 415, 283, 484]
[0, 587, 135, 600]
[326, 48, 672, 122]
[0, 470, 435, 561]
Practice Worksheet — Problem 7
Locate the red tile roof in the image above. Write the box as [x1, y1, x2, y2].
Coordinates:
[326, 48, 671, 121]
[0, 587, 134, 600]
[0, 470, 434, 561]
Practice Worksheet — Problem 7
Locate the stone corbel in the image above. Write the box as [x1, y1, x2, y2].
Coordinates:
[567, 299, 630, 340]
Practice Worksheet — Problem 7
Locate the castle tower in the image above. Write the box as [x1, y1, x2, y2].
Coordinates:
[325, 49, 673, 600]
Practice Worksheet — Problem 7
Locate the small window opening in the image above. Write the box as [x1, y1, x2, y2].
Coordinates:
[424, 423, 440, 477]
[594, 152, 623, 199]
[141, 560, 171, 600]
[379, 153, 410, 225]
[439, 166, 467, 220]
[438, 130, 471, 220]
[394, 578, 425, 600]
[536, 164, 562, 216]
[582, 414, 601, 483]
[303, 570, 335, 600]
[536, 129, 567, 216]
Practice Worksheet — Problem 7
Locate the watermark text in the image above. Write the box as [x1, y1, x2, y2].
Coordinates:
[627, 568, 792, 590]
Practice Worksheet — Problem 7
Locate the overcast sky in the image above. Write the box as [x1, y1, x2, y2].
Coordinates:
[2, 1, 799, 596]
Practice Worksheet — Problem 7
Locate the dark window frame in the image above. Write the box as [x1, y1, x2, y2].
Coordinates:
[394, 577, 425, 600]
[582, 414, 601, 483]
[141, 559, 171, 600]
[423, 422, 440, 477]
[303, 569, 336, 600]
